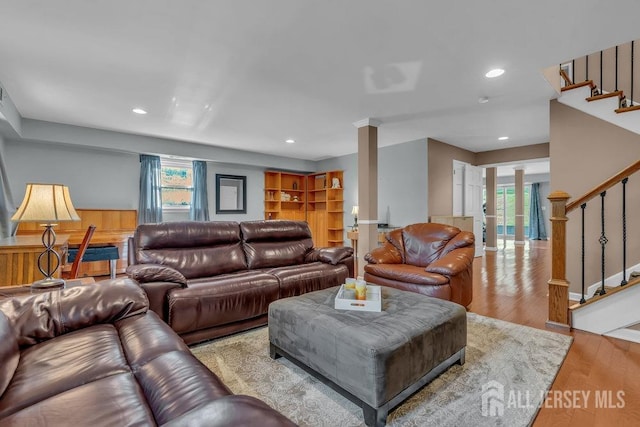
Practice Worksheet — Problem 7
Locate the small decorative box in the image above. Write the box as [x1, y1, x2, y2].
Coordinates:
[334, 284, 382, 312]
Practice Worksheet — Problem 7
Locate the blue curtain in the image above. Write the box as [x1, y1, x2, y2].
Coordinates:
[190, 160, 210, 221]
[138, 154, 163, 224]
[0, 147, 16, 238]
[528, 182, 547, 240]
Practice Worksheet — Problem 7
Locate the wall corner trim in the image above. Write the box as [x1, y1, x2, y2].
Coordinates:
[353, 118, 382, 128]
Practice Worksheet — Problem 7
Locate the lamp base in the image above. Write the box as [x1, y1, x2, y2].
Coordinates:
[31, 277, 65, 290]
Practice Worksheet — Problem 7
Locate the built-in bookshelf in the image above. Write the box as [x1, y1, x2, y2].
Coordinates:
[264, 170, 343, 246]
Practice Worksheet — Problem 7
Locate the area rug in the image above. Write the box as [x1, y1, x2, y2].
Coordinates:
[191, 313, 572, 426]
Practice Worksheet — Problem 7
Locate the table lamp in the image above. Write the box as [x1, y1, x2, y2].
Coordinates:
[351, 205, 359, 230]
[11, 183, 80, 289]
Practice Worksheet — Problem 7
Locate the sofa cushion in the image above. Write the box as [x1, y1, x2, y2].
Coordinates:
[385, 228, 406, 263]
[0, 311, 19, 399]
[0, 279, 148, 348]
[241, 220, 313, 269]
[126, 263, 188, 286]
[162, 395, 297, 427]
[441, 231, 475, 256]
[134, 221, 248, 279]
[0, 373, 156, 426]
[269, 262, 350, 298]
[167, 272, 280, 333]
[363, 263, 449, 286]
[402, 223, 461, 267]
[0, 324, 132, 419]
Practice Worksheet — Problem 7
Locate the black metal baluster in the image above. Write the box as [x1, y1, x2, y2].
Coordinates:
[600, 50, 603, 94]
[632, 41, 635, 107]
[596, 191, 608, 296]
[586, 55, 589, 81]
[580, 203, 587, 304]
[572, 59, 575, 83]
[621, 178, 628, 286]
[615, 45, 619, 91]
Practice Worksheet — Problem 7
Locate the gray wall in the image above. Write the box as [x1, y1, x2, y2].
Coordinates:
[144, 163, 266, 223]
[208, 163, 265, 222]
[6, 140, 139, 210]
[5, 139, 300, 222]
[21, 119, 316, 171]
[317, 139, 428, 241]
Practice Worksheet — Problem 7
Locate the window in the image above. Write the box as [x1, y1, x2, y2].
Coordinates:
[160, 159, 193, 210]
[495, 185, 531, 237]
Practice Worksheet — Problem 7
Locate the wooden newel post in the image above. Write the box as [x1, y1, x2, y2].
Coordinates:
[547, 190, 571, 328]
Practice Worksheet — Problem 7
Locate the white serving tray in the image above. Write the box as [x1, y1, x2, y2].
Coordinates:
[334, 284, 382, 312]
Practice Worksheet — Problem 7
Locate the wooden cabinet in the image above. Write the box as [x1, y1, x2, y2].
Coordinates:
[264, 170, 344, 247]
[430, 215, 474, 232]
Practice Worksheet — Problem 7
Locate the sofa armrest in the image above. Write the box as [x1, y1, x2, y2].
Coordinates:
[162, 395, 296, 427]
[364, 243, 402, 264]
[305, 246, 353, 265]
[425, 247, 474, 276]
[0, 278, 148, 348]
[126, 264, 188, 286]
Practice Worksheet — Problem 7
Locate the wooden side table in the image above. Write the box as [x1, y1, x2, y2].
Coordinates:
[0, 234, 70, 287]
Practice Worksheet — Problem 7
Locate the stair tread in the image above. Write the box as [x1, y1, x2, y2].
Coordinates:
[570, 277, 640, 311]
[561, 80, 594, 92]
[615, 104, 640, 113]
[586, 91, 623, 102]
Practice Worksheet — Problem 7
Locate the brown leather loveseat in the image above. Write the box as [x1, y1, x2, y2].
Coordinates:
[127, 220, 353, 344]
[364, 222, 475, 307]
[0, 280, 295, 426]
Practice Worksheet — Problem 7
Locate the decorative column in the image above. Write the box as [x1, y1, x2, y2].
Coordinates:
[547, 191, 571, 328]
[485, 167, 498, 251]
[514, 167, 525, 245]
[353, 118, 380, 277]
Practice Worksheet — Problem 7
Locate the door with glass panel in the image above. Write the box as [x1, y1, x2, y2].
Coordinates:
[496, 185, 531, 240]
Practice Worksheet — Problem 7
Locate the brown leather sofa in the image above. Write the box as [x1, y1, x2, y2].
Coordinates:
[364, 223, 475, 307]
[127, 220, 353, 344]
[0, 280, 295, 426]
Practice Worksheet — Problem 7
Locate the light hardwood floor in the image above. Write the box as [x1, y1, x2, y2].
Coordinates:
[470, 240, 640, 426]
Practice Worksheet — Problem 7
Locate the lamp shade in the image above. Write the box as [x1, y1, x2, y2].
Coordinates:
[11, 183, 80, 222]
[351, 205, 359, 216]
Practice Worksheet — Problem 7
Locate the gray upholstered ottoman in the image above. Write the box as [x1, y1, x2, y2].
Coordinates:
[268, 286, 466, 427]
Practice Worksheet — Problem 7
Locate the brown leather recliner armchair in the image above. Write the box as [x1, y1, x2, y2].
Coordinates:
[364, 223, 475, 307]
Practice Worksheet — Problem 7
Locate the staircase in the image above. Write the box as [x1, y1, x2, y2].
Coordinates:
[544, 39, 640, 343]
[554, 39, 640, 135]
[570, 276, 640, 343]
[547, 160, 640, 343]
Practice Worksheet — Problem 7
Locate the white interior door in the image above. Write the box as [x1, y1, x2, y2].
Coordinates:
[464, 164, 484, 256]
[452, 160, 465, 216]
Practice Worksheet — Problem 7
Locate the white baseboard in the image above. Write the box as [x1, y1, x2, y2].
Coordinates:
[605, 328, 640, 344]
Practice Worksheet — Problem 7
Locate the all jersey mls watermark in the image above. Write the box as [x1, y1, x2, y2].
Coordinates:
[481, 380, 625, 417]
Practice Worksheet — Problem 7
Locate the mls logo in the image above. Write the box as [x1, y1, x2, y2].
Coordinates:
[482, 380, 505, 417]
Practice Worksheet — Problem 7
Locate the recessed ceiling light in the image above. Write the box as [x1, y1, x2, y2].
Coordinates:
[498, 136, 509, 141]
[485, 68, 505, 78]
[285, 139, 295, 144]
[132, 108, 147, 115]
[478, 96, 489, 104]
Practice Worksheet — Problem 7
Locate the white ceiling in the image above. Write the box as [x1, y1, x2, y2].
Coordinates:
[1, 1, 639, 161]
